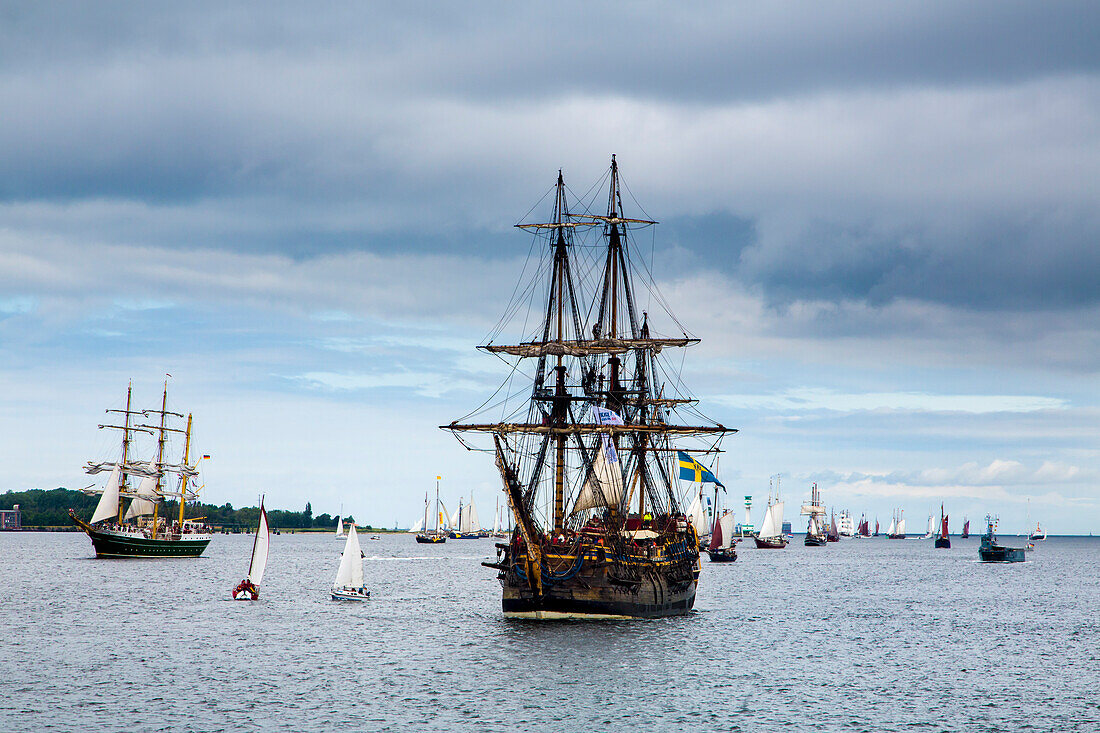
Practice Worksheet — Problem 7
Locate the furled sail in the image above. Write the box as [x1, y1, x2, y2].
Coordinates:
[247, 505, 270, 585]
[571, 436, 625, 514]
[90, 465, 122, 523]
[334, 523, 363, 589]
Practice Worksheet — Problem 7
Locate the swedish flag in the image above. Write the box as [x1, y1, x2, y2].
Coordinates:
[677, 451, 725, 488]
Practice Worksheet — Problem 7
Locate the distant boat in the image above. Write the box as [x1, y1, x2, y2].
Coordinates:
[873, 517, 880, 537]
[707, 510, 738, 562]
[686, 486, 712, 550]
[979, 515, 1025, 563]
[232, 497, 270, 600]
[887, 509, 906, 539]
[826, 511, 840, 542]
[837, 510, 855, 537]
[332, 523, 370, 601]
[754, 488, 787, 549]
[448, 494, 481, 539]
[856, 514, 871, 538]
[802, 483, 828, 546]
[920, 512, 935, 540]
[1028, 522, 1046, 541]
[934, 504, 951, 549]
[416, 478, 447, 544]
[961, 517, 970, 538]
[334, 514, 344, 539]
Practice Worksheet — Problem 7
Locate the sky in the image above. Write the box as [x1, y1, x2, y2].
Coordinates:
[1, 1, 1098, 532]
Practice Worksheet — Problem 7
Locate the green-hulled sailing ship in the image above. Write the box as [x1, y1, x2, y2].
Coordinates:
[70, 380, 212, 557]
[444, 156, 734, 619]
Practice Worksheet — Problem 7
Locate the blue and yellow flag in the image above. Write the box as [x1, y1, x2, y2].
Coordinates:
[677, 451, 724, 488]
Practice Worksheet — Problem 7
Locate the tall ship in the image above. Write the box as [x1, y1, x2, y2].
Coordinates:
[444, 157, 734, 619]
[70, 380, 212, 558]
[837, 509, 855, 537]
[887, 509, 906, 539]
[802, 483, 828, 547]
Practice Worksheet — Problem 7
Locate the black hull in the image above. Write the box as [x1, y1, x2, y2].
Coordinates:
[706, 548, 737, 562]
[887, 534, 906, 540]
[753, 536, 788, 549]
[71, 514, 210, 558]
[934, 538, 951, 548]
[979, 544, 1025, 562]
[804, 535, 827, 547]
[415, 533, 447, 544]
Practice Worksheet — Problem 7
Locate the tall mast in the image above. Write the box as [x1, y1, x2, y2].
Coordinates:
[435, 476, 440, 532]
[115, 381, 133, 523]
[178, 413, 192, 527]
[152, 380, 168, 539]
[550, 171, 569, 534]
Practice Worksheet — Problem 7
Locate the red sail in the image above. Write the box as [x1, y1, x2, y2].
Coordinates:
[941, 514, 949, 538]
[708, 514, 723, 550]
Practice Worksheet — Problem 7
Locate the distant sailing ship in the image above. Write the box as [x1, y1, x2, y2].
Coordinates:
[921, 512, 935, 540]
[332, 523, 370, 600]
[415, 477, 447, 544]
[855, 514, 871, 538]
[232, 497, 270, 600]
[449, 495, 481, 539]
[334, 514, 345, 539]
[887, 509, 906, 539]
[837, 510, 855, 537]
[707, 510, 738, 562]
[826, 511, 840, 542]
[70, 380, 212, 558]
[934, 504, 951, 549]
[445, 157, 733, 619]
[873, 517, 880, 537]
[961, 517, 970, 538]
[754, 478, 787, 549]
[802, 483, 828, 546]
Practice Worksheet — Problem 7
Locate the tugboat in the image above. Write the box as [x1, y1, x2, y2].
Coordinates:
[934, 504, 951, 548]
[70, 379, 213, 558]
[978, 515, 1025, 562]
[444, 157, 733, 618]
[802, 483, 827, 547]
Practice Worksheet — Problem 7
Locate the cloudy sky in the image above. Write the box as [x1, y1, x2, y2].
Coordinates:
[2, 1, 1098, 532]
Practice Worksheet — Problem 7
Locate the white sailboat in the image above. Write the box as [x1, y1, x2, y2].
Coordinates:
[334, 514, 345, 539]
[755, 497, 788, 549]
[920, 512, 934, 539]
[331, 523, 370, 601]
[232, 498, 270, 601]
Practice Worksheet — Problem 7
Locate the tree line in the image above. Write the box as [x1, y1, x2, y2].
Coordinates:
[1, 488, 369, 530]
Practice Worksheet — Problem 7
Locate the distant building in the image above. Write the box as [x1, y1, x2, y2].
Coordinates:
[0, 504, 20, 530]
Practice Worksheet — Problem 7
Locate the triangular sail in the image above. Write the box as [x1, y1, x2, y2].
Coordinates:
[887, 517, 896, 535]
[758, 501, 783, 540]
[941, 513, 949, 539]
[719, 512, 735, 548]
[409, 517, 424, 533]
[125, 476, 159, 519]
[334, 523, 363, 588]
[449, 504, 461, 529]
[90, 465, 121, 523]
[897, 517, 906, 535]
[708, 513, 724, 551]
[335, 515, 344, 537]
[247, 503, 270, 585]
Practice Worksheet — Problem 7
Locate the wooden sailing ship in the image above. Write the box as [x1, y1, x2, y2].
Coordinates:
[754, 477, 787, 549]
[70, 380, 212, 558]
[802, 483, 827, 546]
[415, 477, 448, 544]
[444, 157, 734, 619]
[934, 504, 951, 548]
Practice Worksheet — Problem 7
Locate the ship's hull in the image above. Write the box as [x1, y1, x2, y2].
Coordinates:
[415, 533, 447, 544]
[754, 536, 788, 549]
[979, 543, 1025, 562]
[501, 576, 696, 619]
[706, 547, 737, 562]
[70, 513, 211, 558]
[804, 534, 827, 546]
[448, 531, 480, 539]
[934, 537, 951, 549]
[887, 534, 906, 540]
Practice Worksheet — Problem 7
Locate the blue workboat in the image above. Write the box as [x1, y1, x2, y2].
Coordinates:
[978, 515, 1025, 563]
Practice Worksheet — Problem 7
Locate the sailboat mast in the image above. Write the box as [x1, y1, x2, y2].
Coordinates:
[551, 172, 568, 534]
[118, 381, 132, 523]
[435, 476, 440, 532]
[178, 413, 192, 527]
[151, 380, 168, 540]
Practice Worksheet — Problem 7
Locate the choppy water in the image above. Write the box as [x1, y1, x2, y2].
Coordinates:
[3, 531, 1098, 731]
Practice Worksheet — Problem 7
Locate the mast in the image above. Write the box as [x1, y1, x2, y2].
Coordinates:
[152, 380, 168, 540]
[435, 476, 440, 532]
[178, 414, 192, 527]
[103, 381, 140, 523]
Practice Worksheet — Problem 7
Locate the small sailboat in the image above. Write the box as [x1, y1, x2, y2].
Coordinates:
[448, 494, 481, 539]
[416, 477, 447, 544]
[934, 504, 951, 549]
[232, 498, 270, 600]
[887, 509, 906, 539]
[961, 517, 970, 538]
[754, 481, 787, 549]
[331, 523, 370, 600]
[826, 511, 840, 542]
[706, 510, 738, 562]
[979, 515, 1025, 562]
[921, 512, 935, 540]
[873, 517, 880, 537]
[334, 514, 345, 540]
[802, 483, 827, 546]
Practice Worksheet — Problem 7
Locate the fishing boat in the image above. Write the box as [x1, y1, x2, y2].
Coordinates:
[754, 479, 787, 549]
[802, 484, 828, 546]
[707, 510, 738, 562]
[934, 504, 951, 548]
[448, 495, 481, 539]
[961, 517, 970, 538]
[332, 523, 370, 600]
[415, 477, 448, 544]
[232, 498, 270, 600]
[837, 509, 855, 537]
[978, 515, 1025, 562]
[887, 509, 906, 539]
[70, 380, 213, 558]
[444, 157, 732, 619]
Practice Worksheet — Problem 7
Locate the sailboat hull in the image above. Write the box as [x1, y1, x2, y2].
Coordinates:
[706, 548, 737, 562]
[753, 536, 788, 549]
[415, 533, 447, 544]
[934, 537, 951, 549]
[804, 535, 827, 547]
[501, 576, 696, 619]
[70, 512, 211, 558]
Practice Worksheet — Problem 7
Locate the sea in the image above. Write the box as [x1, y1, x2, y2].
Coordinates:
[3, 531, 1098, 732]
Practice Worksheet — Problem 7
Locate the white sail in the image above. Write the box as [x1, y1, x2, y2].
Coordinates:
[492, 503, 501, 534]
[718, 511, 736, 549]
[334, 523, 363, 589]
[439, 502, 451, 530]
[449, 504, 461, 529]
[897, 517, 906, 535]
[335, 515, 344, 537]
[247, 506, 270, 585]
[758, 501, 783, 540]
[467, 498, 481, 532]
[686, 490, 707, 533]
[408, 517, 424, 533]
[125, 476, 159, 519]
[571, 436, 624, 514]
[886, 517, 896, 535]
[90, 465, 122, 524]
